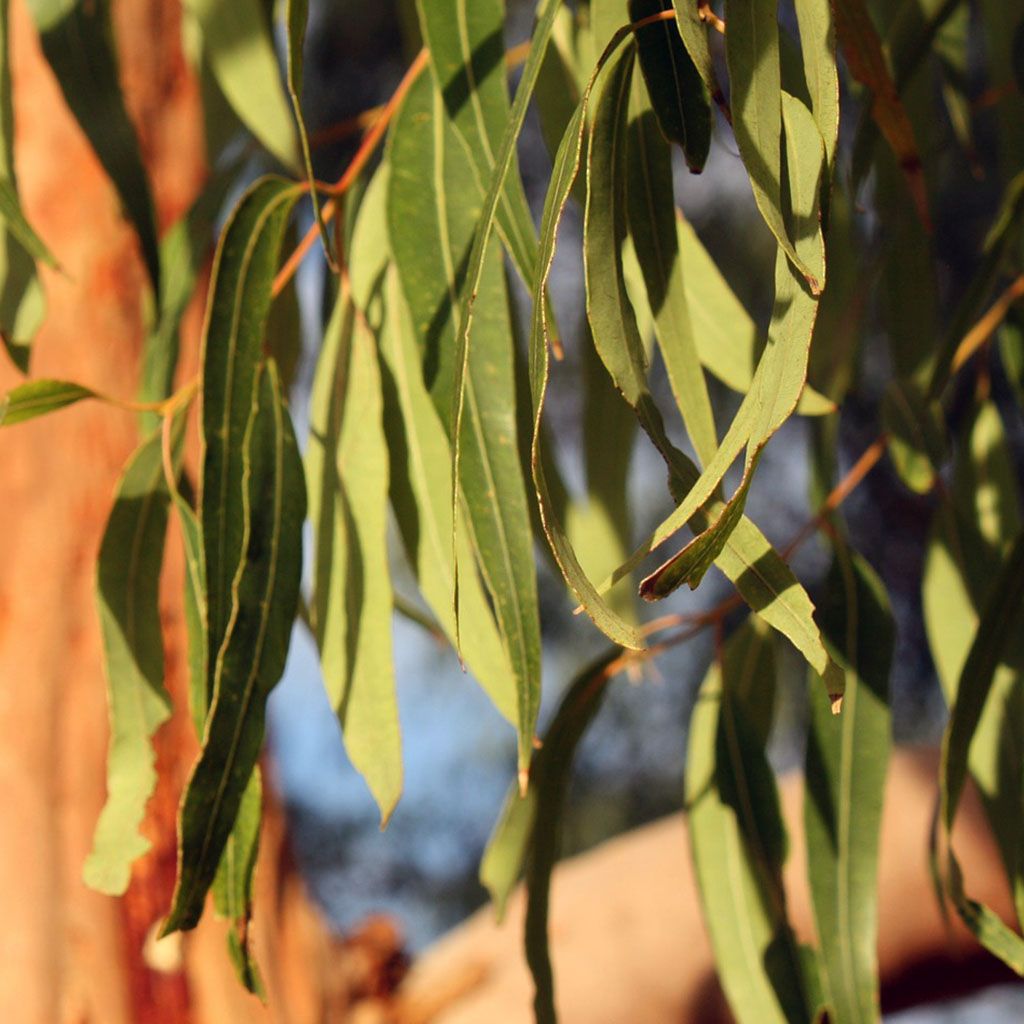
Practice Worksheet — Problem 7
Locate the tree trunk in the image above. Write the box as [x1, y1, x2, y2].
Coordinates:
[0, 3, 337, 1021]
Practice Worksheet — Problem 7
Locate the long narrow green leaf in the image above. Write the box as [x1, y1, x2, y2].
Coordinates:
[527, 27, 646, 651]
[0, 378, 94, 425]
[724, 0, 820, 291]
[611, 94, 826, 599]
[82, 423, 179, 895]
[388, 74, 541, 773]
[285, 0, 334, 268]
[415, 0, 538, 288]
[200, 176, 301, 664]
[306, 287, 402, 822]
[676, 212, 833, 416]
[941, 530, 1024, 833]
[522, 649, 619, 1024]
[378, 265, 519, 724]
[793, 0, 839, 170]
[805, 548, 893, 1024]
[25, 0, 159, 297]
[628, 0, 711, 171]
[671, 0, 723, 110]
[0, 179, 56, 270]
[625, 72, 717, 465]
[449, 0, 564, 639]
[172, 481, 264, 994]
[687, 618, 810, 1024]
[165, 360, 305, 933]
[183, 0, 298, 169]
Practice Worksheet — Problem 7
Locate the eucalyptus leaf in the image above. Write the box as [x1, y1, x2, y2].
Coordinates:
[183, 0, 299, 169]
[0, 378, 94, 426]
[628, 0, 711, 171]
[165, 360, 305, 933]
[306, 287, 402, 822]
[687, 618, 810, 1024]
[805, 548, 893, 1024]
[83, 420, 180, 895]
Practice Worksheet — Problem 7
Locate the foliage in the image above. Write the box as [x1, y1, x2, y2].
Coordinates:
[4, 0, 1024, 1019]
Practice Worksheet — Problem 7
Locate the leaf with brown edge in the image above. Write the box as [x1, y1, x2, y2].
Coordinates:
[164, 360, 305, 934]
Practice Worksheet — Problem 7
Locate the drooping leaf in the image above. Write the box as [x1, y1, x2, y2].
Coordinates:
[378, 265, 519, 724]
[306, 286, 402, 822]
[724, 0, 820, 291]
[924, 402, 1024, 925]
[614, 93, 827, 600]
[527, 26, 646, 651]
[0, 230, 46, 374]
[687, 617, 810, 1024]
[793, 0, 839, 170]
[25, 0, 160, 297]
[628, 0, 711, 172]
[388, 71, 541, 775]
[285, 0, 335, 268]
[212, 770, 265, 998]
[171, 472, 265, 995]
[480, 783, 538, 922]
[805, 548, 893, 1024]
[520, 648, 620, 1023]
[199, 176, 301, 662]
[833, 0, 930, 230]
[415, 0, 539, 290]
[82, 420, 180, 895]
[183, 0, 299, 169]
[449, 0, 565, 637]
[0, 378, 94, 425]
[625, 70, 717, 465]
[165, 360, 305, 933]
[670, 0, 723, 111]
[676, 212, 833, 416]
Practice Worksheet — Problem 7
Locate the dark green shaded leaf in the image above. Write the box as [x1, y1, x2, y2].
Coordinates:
[628, 0, 711, 171]
[306, 287, 402, 821]
[83, 421, 180, 895]
[671, 0, 723, 110]
[805, 549, 893, 1024]
[285, 0, 335, 268]
[165, 360, 305, 933]
[415, 0, 539, 288]
[183, 0, 298, 169]
[626, 65, 717, 465]
[388, 71, 541, 775]
[26, 0, 160, 296]
[200, 176, 301, 663]
[0, 378, 94, 425]
[687, 618, 810, 1024]
[725, 0, 820, 291]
